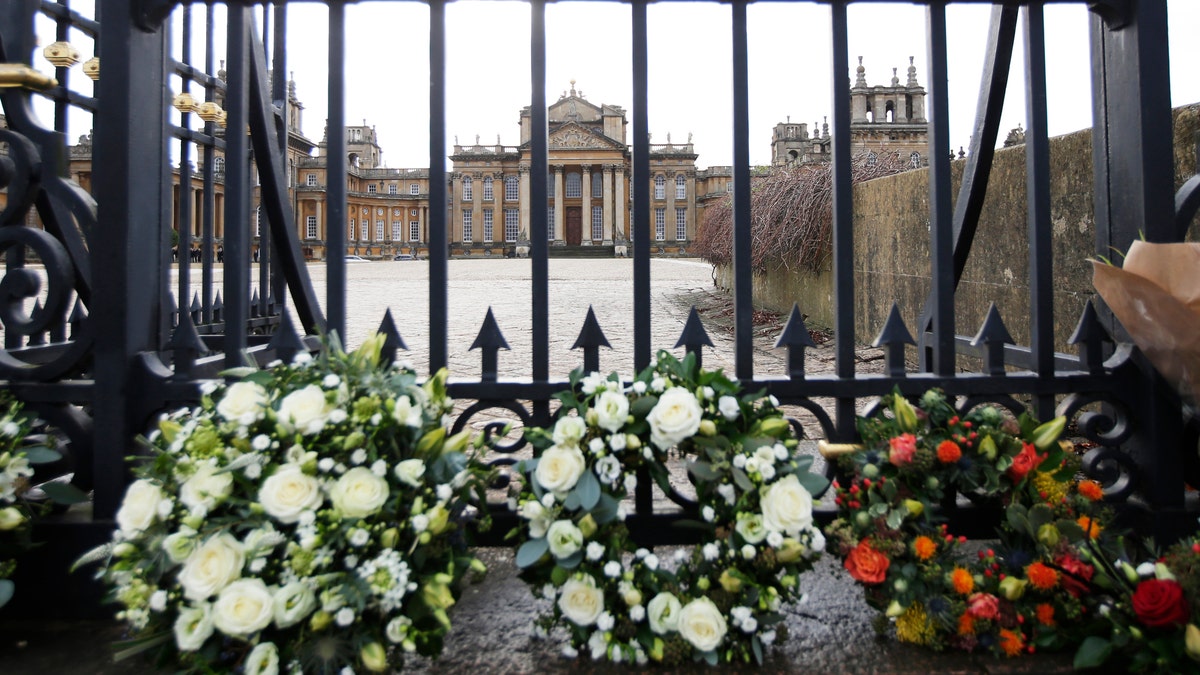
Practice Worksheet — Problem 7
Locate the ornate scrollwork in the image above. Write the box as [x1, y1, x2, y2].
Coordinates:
[450, 399, 533, 490]
[1058, 391, 1134, 447]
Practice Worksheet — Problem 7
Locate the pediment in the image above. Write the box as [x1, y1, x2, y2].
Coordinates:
[548, 122, 624, 150]
[549, 95, 602, 123]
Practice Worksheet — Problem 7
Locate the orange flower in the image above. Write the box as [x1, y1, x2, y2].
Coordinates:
[1035, 603, 1056, 627]
[1077, 480, 1104, 501]
[999, 628, 1025, 657]
[936, 439, 962, 464]
[913, 535, 937, 561]
[1026, 562, 1059, 591]
[957, 612, 976, 636]
[950, 567, 975, 595]
[844, 540, 890, 585]
[1077, 515, 1103, 540]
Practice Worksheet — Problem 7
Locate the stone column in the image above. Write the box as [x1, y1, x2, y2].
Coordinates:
[686, 169, 697, 245]
[581, 165, 592, 244]
[451, 172, 464, 242]
[315, 200, 323, 257]
[418, 206, 425, 245]
[601, 165, 614, 245]
[553, 165, 564, 243]
[518, 167, 530, 240]
[472, 171, 482, 245]
[666, 171, 677, 242]
[614, 167, 626, 242]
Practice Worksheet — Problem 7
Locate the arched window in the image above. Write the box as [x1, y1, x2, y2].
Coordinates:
[654, 175, 665, 200]
[867, 151, 878, 166]
[885, 101, 895, 123]
[566, 172, 581, 198]
[909, 151, 921, 168]
[675, 174, 686, 200]
[214, 156, 225, 174]
[462, 176, 473, 201]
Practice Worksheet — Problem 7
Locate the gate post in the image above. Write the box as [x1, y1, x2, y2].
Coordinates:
[1089, 1, 1186, 539]
[91, 0, 170, 519]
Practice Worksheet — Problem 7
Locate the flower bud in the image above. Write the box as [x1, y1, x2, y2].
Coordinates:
[0, 506, 25, 531]
[862, 464, 880, 479]
[360, 642, 388, 673]
[776, 538, 805, 564]
[756, 417, 790, 438]
[442, 429, 471, 455]
[697, 576, 711, 591]
[904, 499, 924, 517]
[310, 610, 332, 631]
[893, 579, 908, 593]
[698, 420, 718, 437]
[625, 434, 641, 450]
[886, 601, 905, 617]
[1130, 626, 1143, 640]
[893, 397, 918, 433]
[999, 576, 1027, 600]
[1155, 562, 1177, 581]
[381, 527, 400, 549]
[1186, 624, 1200, 662]
[926, 476, 940, 490]
[854, 512, 871, 528]
[343, 431, 366, 451]
[1031, 416, 1066, 451]
[426, 504, 451, 535]
[470, 558, 488, 575]
[1037, 523, 1060, 548]
[719, 569, 742, 593]
[578, 514, 598, 539]
[1118, 561, 1141, 584]
[780, 575, 797, 589]
[978, 435, 998, 461]
[585, 409, 599, 426]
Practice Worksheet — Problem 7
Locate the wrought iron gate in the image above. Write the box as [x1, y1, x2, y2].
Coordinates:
[0, 0, 1195, 617]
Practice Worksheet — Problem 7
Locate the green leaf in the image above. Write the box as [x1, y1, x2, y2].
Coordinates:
[796, 471, 829, 497]
[516, 538, 548, 568]
[0, 579, 13, 609]
[241, 370, 276, 386]
[882, 479, 898, 500]
[702, 650, 718, 666]
[687, 460, 721, 482]
[1056, 519, 1086, 542]
[885, 508, 905, 530]
[792, 454, 814, 473]
[39, 481, 89, 505]
[592, 493, 620, 524]
[576, 470, 601, 511]
[559, 549, 584, 570]
[112, 632, 173, 663]
[868, 502, 888, 518]
[630, 395, 659, 420]
[751, 634, 764, 665]
[1073, 636, 1113, 670]
[1006, 503, 1028, 531]
[563, 489, 580, 510]
[21, 446, 61, 464]
[1028, 503, 1054, 530]
[731, 466, 754, 492]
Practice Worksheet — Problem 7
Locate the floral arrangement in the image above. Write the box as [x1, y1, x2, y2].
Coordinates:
[1074, 532, 1200, 671]
[508, 350, 828, 666]
[77, 334, 491, 674]
[824, 388, 1111, 657]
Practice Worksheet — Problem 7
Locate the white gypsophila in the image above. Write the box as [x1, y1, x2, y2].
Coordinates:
[604, 560, 622, 578]
[677, 597, 728, 652]
[116, 479, 164, 538]
[718, 395, 740, 421]
[735, 513, 768, 544]
[436, 483, 452, 501]
[635, 548, 649, 559]
[557, 576, 605, 626]
[178, 532, 245, 601]
[349, 528, 370, 547]
[593, 390, 630, 433]
[519, 499, 552, 539]
[393, 458, 426, 488]
[276, 385, 333, 435]
[588, 630, 608, 660]
[552, 416, 588, 447]
[357, 548, 411, 611]
[630, 605, 646, 622]
[650, 377, 665, 393]
[742, 544, 756, 559]
[258, 464, 323, 524]
[586, 541, 605, 561]
[322, 374, 340, 388]
[702, 542, 720, 561]
[760, 473, 814, 536]
[760, 629, 776, 646]
[335, 607, 355, 627]
[371, 459, 388, 478]
[173, 603, 214, 651]
[596, 611, 615, 632]
[149, 590, 168, 612]
[716, 483, 736, 506]
[244, 642, 280, 675]
[646, 387, 703, 450]
[411, 514, 429, 533]
[216, 381, 269, 426]
[546, 520, 584, 559]
[535, 444, 586, 493]
[594, 455, 621, 486]
[647, 592, 682, 634]
[701, 506, 715, 522]
[179, 462, 234, 513]
[631, 380, 647, 395]
[542, 584, 557, 601]
[587, 437, 605, 455]
[252, 434, 272, 451]
[766, 530, 784, 548]
[245, 462, 262, 480]
[330, 467, 390, 519]
[350, 449, 367, 465]
[212, 578, 274, 637]
[334, 463, 347, 474]
[642, 447, 653, 460]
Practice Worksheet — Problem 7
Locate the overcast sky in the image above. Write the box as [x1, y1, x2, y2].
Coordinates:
[32, 1, 1200, 169]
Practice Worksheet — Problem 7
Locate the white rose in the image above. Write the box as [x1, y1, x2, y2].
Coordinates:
[273, 581, 317, 628]
[593, 391, 630, 433]
[173, 603, 214, 651]
[116, 479, 163, 537]
[276, 385, 333, 435]
[546, 520, 584, 559]
[534, 444, 586, 493]
[162, 529, 197, 563]
[647, 592, 682, 634]
[557, 576, 604, 626]
[180, 462, 234, 513]
[718, 395, 740, 421]
[551, 416, 587, 446]
[216, 381, 269, 425]
[245, 641, 280, 675]
[178, 533, 245, 601]
[519, 500, 552, 539]
[212, 578, 274, 636]
[330, 467, 390, 518]
[677, 597, 727, 652]
[258, 464, 323, 524]
[393, 459, 426, 488]
[760, 473, 814, 536]
[393, 395, 422, 428]
[646, 387, 703, 449]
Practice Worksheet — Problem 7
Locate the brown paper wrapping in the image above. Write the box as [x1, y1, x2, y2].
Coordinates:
[1091, 241, 1200, 404]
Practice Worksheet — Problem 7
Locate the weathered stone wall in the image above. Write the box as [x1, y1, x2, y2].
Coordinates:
[718, 104, 1200, 355]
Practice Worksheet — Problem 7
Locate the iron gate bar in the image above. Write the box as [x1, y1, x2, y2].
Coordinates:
[202, 3, 215, 325]
[731, 0, 752, 381]
[326, 0, 347, 343]
[177, 6, 194, 357]
[632, 0, 650, 373]
[926, 0, 955, 378]
[428, 0, 448, 372]
[829, 1, 855, 440]
[223, 6, 250, 365]
[531, 0, 549, 384]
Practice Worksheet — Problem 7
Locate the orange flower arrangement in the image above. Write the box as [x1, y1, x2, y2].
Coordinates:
[950, 567, 975, 595]
[999, 628, 1025, 656]
[1035, 603, 1056, 627]
[1026, 561, 1059, 591]
[913, 535, 937, 561]
[1077, 515, 1103, 540]
[936, 439, 962, 463]
[1077, 479, 1104, 501]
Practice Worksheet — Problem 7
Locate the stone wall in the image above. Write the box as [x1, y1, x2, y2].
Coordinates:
[717, 104, 1200, 355]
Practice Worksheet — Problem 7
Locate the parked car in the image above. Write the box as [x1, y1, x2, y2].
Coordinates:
[344, 255, 370, 262]
[393, 253, 417, 261]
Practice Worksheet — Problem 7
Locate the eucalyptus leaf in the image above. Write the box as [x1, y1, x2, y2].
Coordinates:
[630, 395, 659, 419]
[1056, 519, 1086, 542]
[1028, 503, 1054, 530]
[751, 634, 764, 665]
[793, 454, 813, 472]
[796, 471, 829, 497]
[593, 493, 620, 524]
[563, 489, 581, 510]
[868, 502, 888, 517]
[39, 481, 89, 505]
[885, 508, 905, 530]
[687, 460, 721, 482]
[0, 579, 13, 609]
[559, 549, 584, 570]
[516, 538, 549, 568]
[1073, 636, 1113, 670]
[21, 446, 61, 464]
[576, 470, 601, 511]
[1006, 503, 1028, 531]
[731, 466, 755, 492]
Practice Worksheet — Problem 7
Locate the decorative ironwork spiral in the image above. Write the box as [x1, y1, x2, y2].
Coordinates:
[1058, 391, 1134, 447]
[450, 399, 533, 490]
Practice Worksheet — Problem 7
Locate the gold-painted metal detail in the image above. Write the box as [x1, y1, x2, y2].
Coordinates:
[817, 440, 864, 459]
[82, 56, 100, 81]
[172, 91, 197, 114]
[0, 63, 57, 91]
[43, 41, 81, 68]
[196, 101, 223, 123]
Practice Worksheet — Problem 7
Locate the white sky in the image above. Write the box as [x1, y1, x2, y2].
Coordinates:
[31, 1, 1200, 170]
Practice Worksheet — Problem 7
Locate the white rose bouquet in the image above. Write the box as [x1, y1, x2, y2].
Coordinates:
[510, 350, 828, 666]
[77, 334, 492, 673]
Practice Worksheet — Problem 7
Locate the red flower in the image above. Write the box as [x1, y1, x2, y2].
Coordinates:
[1132, 579, 1191, 628]
[966, 592, 1000, 620]
[889, 434, 917, 466]
[844, 540, 890, 585]
[1007, 442, 1045, 481]
[936, 440, 962, 464]
[1054, 553, 1094, 598]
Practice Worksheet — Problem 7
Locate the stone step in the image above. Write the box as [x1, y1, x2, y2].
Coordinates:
[547, 245, 617, 258]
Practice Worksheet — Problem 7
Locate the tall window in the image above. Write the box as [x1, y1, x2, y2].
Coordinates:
[409, 221, 420, 241]
[376, 220, 384, 240]
[676, 208, 687, 241]
[505, 209, 519, 242]
[592, 175, 603, 199]
[462, 176, 473, 201]
[591, 206, 603, 240]
[349, 219, 356, 240]
[360, 221, 369, 241]
[367, 184, 377, 194]
[306, 173, 316, 186]
[410, 183, 419, 195]
[388, 183, 398, 194]
[255, 206, 262, 237]
[483, 176, 494, 201]
[214, 157, 225, 174]
[675, 174, 686, 199]
[547, 207, 555, 241]
[655, 208, 665, 241]
[462, 211, 473, 242]
[654, 175, 665, 200]
[306, 216, 317, 239]
[565, 172, 581, 198]
[505, 176, 518, 201]
[483, 210, 494, 242]
[392, 222, 401, 241]
[909, 151, 921, 168]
